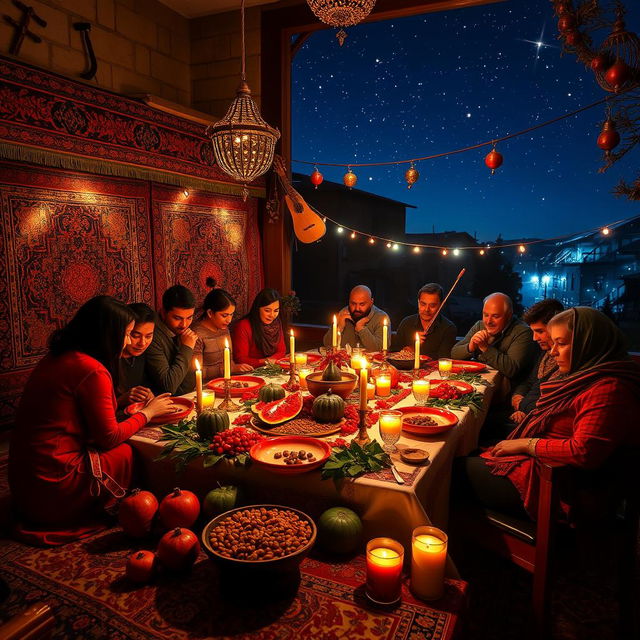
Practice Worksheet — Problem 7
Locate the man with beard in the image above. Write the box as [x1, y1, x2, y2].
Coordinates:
[391, 283, 456, 358]
[452, 292, 535, 389]
[145, 284, 197, 395]
[323, 285, 390, 351]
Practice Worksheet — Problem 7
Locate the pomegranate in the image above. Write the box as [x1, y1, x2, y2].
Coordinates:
[126, 550, 157, 583]
[158, 487, 200, 529]
[118, 489, 158, 538]
[156, 528, 200, 571]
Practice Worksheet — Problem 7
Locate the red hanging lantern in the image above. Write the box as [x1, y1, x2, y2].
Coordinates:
[404, 162, 419, 189]
[310, 167, 324, 188]
[558, 14, 576, 33]
[343, 167, 357, 189]
[604, 59, 632, 91]
[484, 147, 503, 174]
[597, 119, 621, 156]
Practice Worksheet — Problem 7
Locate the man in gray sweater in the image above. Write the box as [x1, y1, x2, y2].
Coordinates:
[451, 292, 535, 389]
[323, 285, 390, 352]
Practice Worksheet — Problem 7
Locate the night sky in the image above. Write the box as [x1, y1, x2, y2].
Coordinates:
[291, 0, 640, 242]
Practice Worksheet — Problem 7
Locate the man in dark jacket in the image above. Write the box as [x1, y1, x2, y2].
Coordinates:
[392, 283, 457, 359]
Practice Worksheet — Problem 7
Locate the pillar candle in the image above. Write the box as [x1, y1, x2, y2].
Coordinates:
[295, 352, 308, 366]
[410, 526, 448, 601]
[359, 358, 368, 410]
[367, 382, 375, 400]
[414, 333, 421, 370]
[366, 538, 404, 604]
[299, 366, 312, 390]
[332, 315, 337, 348]
[378, 411, 402, 437]
[350, 355, 363, 371]
[223, 338, 231, 380]
[375, 375, 391, 397]
[383, 318, 388, 351]
[289, 329, 295, 364]
[194, 359, 203, 413]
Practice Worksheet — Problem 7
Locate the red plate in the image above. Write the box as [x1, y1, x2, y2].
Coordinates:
[276, 353, 322, 369]
[249, 436, 331, 474]
[206, 375, 265, 396]
[125, 397, 194, 425]
[428, 379, 474, 395]
[397, 406, 458, 436]
[450, 360, 487, 373]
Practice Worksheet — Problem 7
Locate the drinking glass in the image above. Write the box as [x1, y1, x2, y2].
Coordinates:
[412, 379, 430, 406]
[438, 358, 453, 379]
[378, 409, 402, 453]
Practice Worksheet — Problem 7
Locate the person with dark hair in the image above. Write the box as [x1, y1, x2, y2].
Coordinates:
[118, 302, 156, 407]
[9, 296, 175, 545]
[458, 307, 640, 521]
[145, 284, 197, 395]
[192, 278, 253, 379]
[231, 288, 287, 367]
[391, 283, 457, 358]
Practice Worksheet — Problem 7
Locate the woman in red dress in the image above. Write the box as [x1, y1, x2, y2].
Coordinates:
[9, 296, 174, 545]
[232, 288, 286, 367]
[460, 306, 640, 520]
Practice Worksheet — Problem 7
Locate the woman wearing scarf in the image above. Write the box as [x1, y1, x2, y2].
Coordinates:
[460, 306, 640, 520]
[232, 289, 286, 368]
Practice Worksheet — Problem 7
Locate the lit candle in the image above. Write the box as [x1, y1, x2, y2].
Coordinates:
[332, 314, 337, 348]
[367, 382, 375, 400]
[366, 538, 404, 604]
[194, 359, 203, 413]
[350, 355, 363, 371]
[383, 318, 388, 351]
[299, 366, 312, 389]
[438, 358, 453, 379]
[337, 330, 341, 347]
[289, 329, 295, 364]
[295, 352, 308, 366]
[379, 411, 402, 437]
[223, 338, 231, 380]
[410, 526, 448, 601]
[359, 357, 368, 410]
[201, 390, 216, 409]
[414, 333, 421, 370]
[375, 375, 391, 397]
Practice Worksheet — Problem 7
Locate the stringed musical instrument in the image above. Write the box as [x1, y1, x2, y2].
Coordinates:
[273, 156, 326, 243]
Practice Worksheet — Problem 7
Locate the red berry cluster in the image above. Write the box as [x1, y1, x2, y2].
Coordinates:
[207, 427, 264, 456]
[339, 405, 379, 436]
[232, 413, 252, 426]
[430, 383, 462, 400]
[375, 388, 411, 409]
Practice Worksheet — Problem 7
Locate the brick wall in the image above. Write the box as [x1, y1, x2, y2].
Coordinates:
[0, 0, 191, 106]
[190, 7, 261, 118]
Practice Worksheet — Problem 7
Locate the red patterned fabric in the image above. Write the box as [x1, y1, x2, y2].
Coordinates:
[151, 184, 263, 317]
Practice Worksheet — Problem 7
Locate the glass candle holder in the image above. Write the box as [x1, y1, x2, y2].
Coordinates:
[375, 375, 391, 397]
[378, 409, 402, 453]
[367, 382, 375, 401]
[298, 366, 312, 390]
[410, 526, 448, 601]
[412, 379, 430, 406]
[201, 390, 216, 410]
[294, 352, 308, 366]
[366, 537, 404, 604]
[438, 358, 453, 379]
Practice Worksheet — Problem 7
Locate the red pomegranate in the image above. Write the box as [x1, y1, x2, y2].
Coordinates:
[597, 121, 621, 152]
[118, 489, 158, 538]
[158, 487, 200, 529]
[126, 550, 157, 583]
[604, 59, 631, 91]
[484, 149, 503, 173]
[156, 528, 200, 571]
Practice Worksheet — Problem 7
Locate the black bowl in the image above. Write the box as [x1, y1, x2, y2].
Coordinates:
[201, 504, 317, 572]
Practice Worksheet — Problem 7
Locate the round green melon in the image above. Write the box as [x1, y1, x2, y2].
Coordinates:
[312, 389, 345, 423]
[196, 408, 230, 440]
[258, 383, 286, 403]
[317, 507, 363, 555]
[203, 485, 240, 518]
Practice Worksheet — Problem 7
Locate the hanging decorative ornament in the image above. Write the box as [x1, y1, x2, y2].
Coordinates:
[597, 118, 621, 156]
[343, 167, 357, 188]
[557, 12, 577, 33]
[310, 166, 324, 188]
[484, 147, 503, 174]
[593, 6, 640, 93]
[306, 0, 377, 46]
[404, 162, 419, 189]
[590, 52, 610, 72]
[206, 0, 280, 200]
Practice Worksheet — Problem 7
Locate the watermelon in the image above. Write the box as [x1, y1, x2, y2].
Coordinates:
[256, 392, 303, 425]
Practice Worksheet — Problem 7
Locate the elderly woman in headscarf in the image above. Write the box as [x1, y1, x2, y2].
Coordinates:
[460, 306, 640, 520]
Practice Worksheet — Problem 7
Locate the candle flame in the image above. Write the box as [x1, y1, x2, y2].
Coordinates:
[224, 338, 229, 348]
[194, 358, 201, 371]
[383, 318, 387, 327]
[290, 329, 294, 336]
[333, 314, 337, 323]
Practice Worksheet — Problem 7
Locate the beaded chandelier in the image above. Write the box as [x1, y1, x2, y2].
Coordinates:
[206, 0, 279, 200]
[306, 0, 377, 45]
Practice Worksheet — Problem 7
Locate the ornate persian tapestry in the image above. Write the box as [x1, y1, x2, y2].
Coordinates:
[0, 56, 263, 197]
[151, 185, 263, 317]
[0, 164, 154, 426]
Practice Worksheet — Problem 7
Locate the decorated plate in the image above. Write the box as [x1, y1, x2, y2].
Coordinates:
[276, 353, 323, 369]
[125, 397, 194, 425]
[450, 360, 487, 373]
[251, 416, 342, 438]
[428, 379, 474, 395]
[249, 436, 331, 474]
[397, 406, 458, 436]
[206, 375, 265, 396]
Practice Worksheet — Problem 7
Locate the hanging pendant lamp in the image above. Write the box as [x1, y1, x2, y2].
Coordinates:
[306, 0, 377, 45]
[206, 0, 280, 200]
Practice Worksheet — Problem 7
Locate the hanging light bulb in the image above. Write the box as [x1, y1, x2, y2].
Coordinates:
[368, 237, 375, 244]
[404, 162, 419, 189]
[392, 243, 399, 251]
[518, 244, 526, 253]
[453, 248, 460, 256]
[484, 146, 503, 175]
[343, 166, 357, 189]
[306, 0, 377, 46]
[350, 231, 357, 239]
[206, 0, 280, 201]
[337, 226, 344, 234]
[479, 249, 485, 256]
[441, 248, 448, 256]
[413, 246, 421, 253]
[310, 166, 324, 188]
[601, 226, 611, 236]
[386, 242, 392, 248]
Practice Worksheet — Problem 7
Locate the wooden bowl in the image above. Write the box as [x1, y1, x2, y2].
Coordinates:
[304, 371, 358, 399]
[201, 504, 317, 572]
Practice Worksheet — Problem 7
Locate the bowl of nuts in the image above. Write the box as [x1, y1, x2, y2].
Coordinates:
[249, 436, 332, 474]
[398, 406, 458, 436]
[202, 505, 317, 571]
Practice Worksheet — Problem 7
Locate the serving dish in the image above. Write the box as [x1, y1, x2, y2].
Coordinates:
[125, 397, 194, 424]
[397, 406, 458, 436]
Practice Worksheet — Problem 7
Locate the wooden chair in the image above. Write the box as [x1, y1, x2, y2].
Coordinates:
[452, 454, 639, 638]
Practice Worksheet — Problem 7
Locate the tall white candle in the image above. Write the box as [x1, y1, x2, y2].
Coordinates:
[332, 314, 337, 348]
[383, 318, 388, 351]
[360, 357, 368, 410]
[194, 358, 203, 413]
[414, 332, 421, 370]
[223, 338, 231, 380]
[289, 329, 295, 364]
